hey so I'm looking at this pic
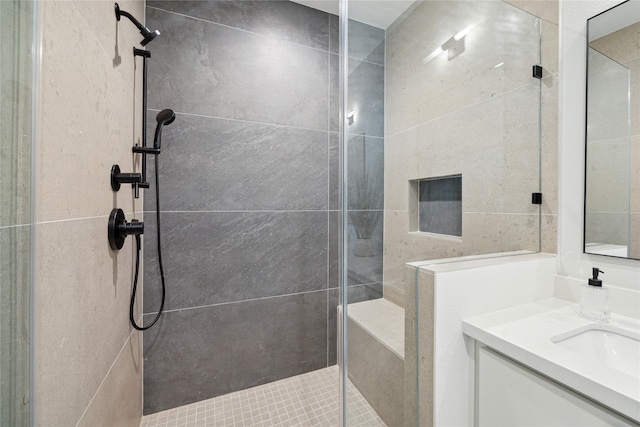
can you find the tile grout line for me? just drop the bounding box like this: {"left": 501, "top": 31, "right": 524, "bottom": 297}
{"left": 0, "top": 223, "right": 31, "bottom": 230}
{"left": 142, "top": 209, "right": 374, "bottom": 214}
{"left": 385, "top": 78, "right": 543, "bottom": 140}
{"left": 146, "top": 108, "right": 330, "bottom": 134}
{"left": 147, "top": 6, "right": 333, "bottom": 56}
{"left": 76, "top": 328, "right": 139, "bottom": 427}
{"left": 148, "top": 6, "right": 384, "bottom": 68}
{"left": 144, "top": 282, "right": 380, "bottom": 317}
{"left": 144, "top": 288, "right": 330, "bottom": 317}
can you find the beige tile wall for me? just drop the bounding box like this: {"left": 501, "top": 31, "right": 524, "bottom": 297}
{"left": 403, "top": 267, "right": 434, "bottom": 427}
{"left": 384, "top": 0, "right": 560, "bottom": 306}
{"left": 35, "top": 1, "right": 144, "bottom": 425}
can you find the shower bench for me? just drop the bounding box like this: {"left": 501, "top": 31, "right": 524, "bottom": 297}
{"left": 347, "top": 298, "right": 404, "bottom": 426}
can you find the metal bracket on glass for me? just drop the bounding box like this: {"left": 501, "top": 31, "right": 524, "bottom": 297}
{"left": 532, "top": 192, "right": 542, "bottom": 205}
{"left": 532, "top": 65, "right": 543, "bottom": 79}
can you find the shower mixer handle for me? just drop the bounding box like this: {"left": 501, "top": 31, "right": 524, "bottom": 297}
{"left": 108, "top": 208, "right": 144, "bottom": 250}
{"left": 133, "top": 182, "right": 150, "bottom": 198}
{"left": 110, "top": 164, "right": 147, "bottom": 198}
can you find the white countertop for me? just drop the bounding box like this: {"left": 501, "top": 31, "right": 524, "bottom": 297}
{"left": 463, "top": 298, "right": 640, "bottom": 422}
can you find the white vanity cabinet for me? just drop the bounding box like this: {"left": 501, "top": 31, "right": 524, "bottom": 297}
{"left": 476, "top": 346, "right": 638, "bottom": 427}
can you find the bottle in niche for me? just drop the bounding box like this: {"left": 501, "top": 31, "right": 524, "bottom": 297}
{"left": 579, "top": 267, "right": 610, "bottom": 321}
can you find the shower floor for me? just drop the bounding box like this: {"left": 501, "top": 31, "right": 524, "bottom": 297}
{"left": 139, "top": 365, "right": 386, "bottom": 427}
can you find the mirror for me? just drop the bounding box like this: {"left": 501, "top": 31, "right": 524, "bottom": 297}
{"left": 584, "top": 0, "right": 640, "bottom": 260}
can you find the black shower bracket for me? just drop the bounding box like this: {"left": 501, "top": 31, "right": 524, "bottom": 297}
{"left": 532, "top": 192, "right": 542, "bottom": 205}
{"left": 532, "top": 65, "right": 543, "bottom": 79}
{"left": 132, "top": 47, "right": 155, "bottom": 188}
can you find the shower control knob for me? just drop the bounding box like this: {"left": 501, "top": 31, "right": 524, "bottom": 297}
{"left": 108, "top": 208, "right": 144, "bottom": 250}
{"left": 111, "top": 164, "right": 144, "bottom": 198}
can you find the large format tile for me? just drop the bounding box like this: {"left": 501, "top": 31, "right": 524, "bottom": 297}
{"left": 407, "top": 82, "right": 540, "bottom": 216}
{"left": 503, "top": 0, "right": 559, "bottom": 24}
{"left": 584, "top": 212, "right": 630, "bottom": 247}
{"left": 330, "top": 53, "right": 340, "bottom": 133}
{"left": 329, "top": 14, "right": 339, "bottom": 55}
{"left": 346, "top": 214, "right": 383, "bottom": 285}
{"left": 76, "top": 332, "right": 142, "bottom": 427}
{"left": 144, "top": 113, "right": 329, "bottom": 211}
{"left": 143, "top": 211, "right": 328, "bottom": 312}
{"left": 385, "top": 1, "right": 540, "bottom": 135}
{"left": 347, "top": 59, "right": 384, "bottom": 138}
{"left": 329, "top": 132, "right": 340, "bottom": 211}
{"left": 146, "top": 8, "right": 329, "bottom": 131}
{"left": 329, "top": 211, "right": 340, "bottom": 290}
{"left": 348, "top": 19, "right": 385, "bottom": 65}
{"left": 347, "top": 135, "right": 384, "bottom": 211}
{"left": 328, "top": 16, "right": 384, "bottom": 64}
{"left": 142, "top": 291, "right": 328, "bottom": 414}
{"left": 586, "top": 136, "right": 630, "bottom": 213}
{"left": 384, "top": 129, "right": 419, "bottom": 211}
{"left": 147, "top": 0, "right": 330, "bottom": 51}
{"left": 74, "top": 0, "right": 144, "bottom": 93}
{"left": 38, "top": 0, "right": 142, "bottom": 223}
{"left": 386, "top": 0, "right": 448, "bottom": 63}
{"left": 34, "top": 217, "right": 140, "bottom": 426}
{"left": 382, "top": 210, "right": 540, "bottom": 292}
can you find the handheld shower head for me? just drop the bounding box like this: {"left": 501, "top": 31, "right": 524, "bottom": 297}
{"left": 153, "top": 109, "right": 176, "bottom": 150}
{"left": 115, "top": 3, "right": 161, "bottom": 46}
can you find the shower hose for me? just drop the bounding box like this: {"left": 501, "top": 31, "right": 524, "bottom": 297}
{"left": 130, "top": 153, "right": 166, "bottom": 331}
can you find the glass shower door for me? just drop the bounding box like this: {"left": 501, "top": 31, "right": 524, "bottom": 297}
{"left": 340, "top": 0, "right": 544, "bottom": 425}
{"left": 0, "top": 0, "right": 36, "bottom": 425}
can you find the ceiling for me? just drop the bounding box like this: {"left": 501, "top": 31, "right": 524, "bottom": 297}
{"left": 290, "top": 0, "right": 416, "bottom": 29}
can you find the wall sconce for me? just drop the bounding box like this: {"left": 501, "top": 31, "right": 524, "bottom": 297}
{"left": 347, "top": 110, "right": 355, "bottom": 126}
{"left": 422, "top": 23, "right": 477, "bottom": 64}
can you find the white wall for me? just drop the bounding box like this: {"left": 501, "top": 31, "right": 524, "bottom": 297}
{"left": 558, "top": 0, "right": 640, "bottom": 295}
{"left": 427, "top": 254, "right": 557, "bottom": 426}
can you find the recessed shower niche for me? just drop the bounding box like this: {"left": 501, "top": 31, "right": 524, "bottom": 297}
{"left": 410, "top": 175, "right": 462, "bottom": 237}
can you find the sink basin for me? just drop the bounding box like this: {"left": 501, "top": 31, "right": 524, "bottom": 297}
{"left": 552, "top": 326, "right": 640, "bottom": 378}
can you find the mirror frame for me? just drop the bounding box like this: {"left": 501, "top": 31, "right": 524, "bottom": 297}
{"left": 583, "top": 0, "right": 640, "bottom": 261}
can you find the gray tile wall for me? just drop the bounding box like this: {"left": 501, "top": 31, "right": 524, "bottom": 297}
{"left": 143, "top": 1, "right": 384, "bottom": 413}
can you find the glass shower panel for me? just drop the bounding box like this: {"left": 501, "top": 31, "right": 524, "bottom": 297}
{"left": 0, "top": 0, "right": 35, "bottom": 425}
{"left": 341, "top": 0, "right": 542, "bottom": 425}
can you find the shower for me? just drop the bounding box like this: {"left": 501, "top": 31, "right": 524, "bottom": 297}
{"left": 139, "top": 1, "right": 545, "bottom": 423}
{"left": 114, "top": 2, "right": 160, "bottom": 46}
{"left": 153, "top": 109, "right": 176, "bottom": 150}
{"left": 109, "top": 7, "right": 174, "bottom": 332}
{"left": 0, "top": 0, "right": 565, "bottom": 425}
